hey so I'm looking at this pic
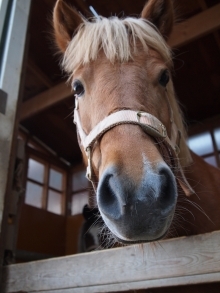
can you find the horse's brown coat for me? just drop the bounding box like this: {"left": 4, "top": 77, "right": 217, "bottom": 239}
{"left": 53, "top": 0, "right": 220, "bottom": 290}
{"left": 53, "top": 0, "right": 220, "bottom": 237}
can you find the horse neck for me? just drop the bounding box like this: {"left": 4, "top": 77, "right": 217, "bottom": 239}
{"left": 177, "top": 151, "right": 220, "bottom": 236}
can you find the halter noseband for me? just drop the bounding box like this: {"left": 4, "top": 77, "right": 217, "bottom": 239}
{"left": 74, "top": 97, "right": 194, "bottom": 196}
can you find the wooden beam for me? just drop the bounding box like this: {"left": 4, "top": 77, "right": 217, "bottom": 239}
{"left": 2, "top": 231, "right": 220, "bottom": 292}
{"left": 196, "top": 0, "right": 220, "bottom": 51}
{"left": 27, "top": 57, "right": 54, "bottom": 88}
{"left": 168, "top": 3, "right": 220, "bottom": 47}
{"left": 20, "top": 82, "right": 72, "bottom": 120}
{"left": 196, "top": 0, "right": 208, "bottom": 10}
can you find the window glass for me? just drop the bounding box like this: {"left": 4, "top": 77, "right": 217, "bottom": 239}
{"left": 71, "top": 191, "right": 88, "bottom": 215}
{"left": 27, "top": 159, "right": 44, "bottom": 183}
{"left": 72, "top": 170, "right": 88, "bottom": 191}
{"left": 204, "top": 156, "right": 217, "bottom": 168}
{"left": 188, "top": 132, "right": 213, "bottom": 156}
{"left": 214, "top": 128, "right": 220, "bottom": 150}
{"left": 47, "top": 190, "right": 62, "bottom": 214}
{"left": 25, "top": 181, "right": 43, "bottom": 208}
{"left": 49, "top": 168, "right": 63, "bottom": 190}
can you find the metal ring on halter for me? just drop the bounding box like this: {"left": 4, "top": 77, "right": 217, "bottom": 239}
{"left": 174, "top": 145, "right": 180, "bottom": 155}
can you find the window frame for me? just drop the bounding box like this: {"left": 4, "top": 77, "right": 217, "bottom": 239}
{"left": 188, "top": 116, "right": 220, "bottom": 168}
{"left": 69, "top": 164, "right": 92, "bottom": 216}
{"left": 24, "top": 146, "right": 69, "bottom": 215}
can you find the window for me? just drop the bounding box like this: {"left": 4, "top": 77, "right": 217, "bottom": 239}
{"left": 214, "top": 128, "right": 220, "bottom": 150}
{"left": 47, "top": 168, "right": 64, "bottom": 214}
{"left": 71, "top": 167, "right": 89, "bottom": 215}
{"left": 25, "top": 156, "right": 66, "bottom": 215}
{"left": 188, "top": 127, "right": 220, "bottom": 168}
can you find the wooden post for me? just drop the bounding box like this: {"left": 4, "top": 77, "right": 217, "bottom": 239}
{"left": 0, "top": 0, "right": 31, "bottom": 282}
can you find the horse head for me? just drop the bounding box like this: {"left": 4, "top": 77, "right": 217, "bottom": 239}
{"left": 53, "top": 0, "right": 194, "bottom": 244}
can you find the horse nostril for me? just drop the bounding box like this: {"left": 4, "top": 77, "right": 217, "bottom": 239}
{"left": 97, "top": 172, "right": 121, "bottom": 220}
{"left": 158, "top": 166, "right": 177, "bottom": 210}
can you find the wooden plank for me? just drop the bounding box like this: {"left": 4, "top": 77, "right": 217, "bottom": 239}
{"left": 168, "top": 3, "right": 220, "bottom": 47}
{"left": 20, "top": 82, "right": 72, "bottom": 120}
{"left": 2, "top": 231, "right": 220, "bottom": 293}
{"left": 196, "top": 0, "right": 220, "bottom": 51}
{"left": 23, "top": 273, "right": 220, "bottom": 293}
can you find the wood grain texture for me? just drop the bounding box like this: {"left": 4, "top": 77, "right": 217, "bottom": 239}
{"left": 2, "top": 231, "right": 220, "bottom": 293}
{"left": 168, "top": 3, "right": 220, "bottom": 47}
{"left": 0, "top": 0, "right": 31, "bottom": 232}
{"left": 20, "top": 82, "right": 72, "bottom": 120}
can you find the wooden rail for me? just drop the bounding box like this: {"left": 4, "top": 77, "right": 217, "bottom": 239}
{"left": 168, "top": 3, "right": 220, "bottom": 47}
{"left": 20, "top": 81, "right": 72, "bottom": 121}
{"left": 2, "top": 230, "right": 220, "bottom": 292}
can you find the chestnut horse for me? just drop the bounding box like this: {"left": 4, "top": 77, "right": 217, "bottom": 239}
{"left": 53, "top": 0, "right": 220, "bottom": 247}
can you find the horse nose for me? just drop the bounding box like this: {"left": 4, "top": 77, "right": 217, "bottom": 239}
{"left": 98, "top": 165, "right": 176, "bottom": 217}
{"left": 97, "top": 164, "right": 177, "bottom": 241}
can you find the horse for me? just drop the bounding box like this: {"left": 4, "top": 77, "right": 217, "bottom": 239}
{"left": 52, "top": 0, "right": 220, "bottom": 260}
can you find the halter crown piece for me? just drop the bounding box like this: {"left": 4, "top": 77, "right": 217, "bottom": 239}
{"left": 74, "top": 97, "right": 194, "bottom": 196}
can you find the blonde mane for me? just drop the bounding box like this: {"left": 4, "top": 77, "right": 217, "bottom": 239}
{"left": 62, "top": 17, "right": 172, "bottom": 74}
{"left": 62, "top": 16, "right": 191, "bottom": 167}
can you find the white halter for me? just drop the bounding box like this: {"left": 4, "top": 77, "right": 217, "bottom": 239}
{"left": 74, "top": 97, "right": 194, "bottom": 196}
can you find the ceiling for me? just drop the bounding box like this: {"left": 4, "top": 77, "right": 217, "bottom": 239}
{"left": 20, "top": 0, "right": 220, "bottom": 165}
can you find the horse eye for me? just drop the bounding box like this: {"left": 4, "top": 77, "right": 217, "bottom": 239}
{"left": 159, "top": 70, "right": 170, "bottom": 87}
{"left": 72, "top": 80, "right": 85, "bottom": 97}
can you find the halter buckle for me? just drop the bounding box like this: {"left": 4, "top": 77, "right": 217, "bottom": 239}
{"left": 137, "top": 111, "right": 146, "bottom": 123}
{"left": 137, "top": 111, "right": 167, "bottom": 138}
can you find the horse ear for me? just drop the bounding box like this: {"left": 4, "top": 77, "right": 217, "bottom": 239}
{"left": 141, "top": 0, "right": 174, "bottom": 40}
{"left": 53, "top": 0, "right": 83, "bottom": 52}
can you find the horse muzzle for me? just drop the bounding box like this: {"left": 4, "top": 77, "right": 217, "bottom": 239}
{"left": 73, "top": 106, "right": 194, "bottom": 243}
{"left": 97, "top": 162, "right": 177, "bottom": 243}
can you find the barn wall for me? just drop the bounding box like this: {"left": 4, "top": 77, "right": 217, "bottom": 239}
{"left": 65, "top": 215, "right": 84, "bottom": 255}
{"left": 16, "top": 205, "right": 66, "bottom": 257}
{"left": 16, "top": 205, "right": 85, "bottom": 259}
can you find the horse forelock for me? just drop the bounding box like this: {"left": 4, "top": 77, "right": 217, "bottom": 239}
{"left": 62, "top": 16, "right": 191, "bottom": 168}
{"left": 62, "top": 16, "right": 172, "bottom": 76}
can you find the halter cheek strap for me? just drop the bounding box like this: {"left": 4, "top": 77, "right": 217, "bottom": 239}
{"left": 74, "top": 97, "right": 194, "bottom": 196}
